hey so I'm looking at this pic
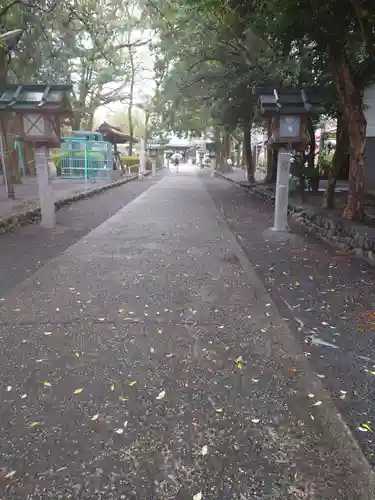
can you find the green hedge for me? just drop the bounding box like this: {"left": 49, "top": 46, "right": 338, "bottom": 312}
{"left": 120, "top": 155, "right": 140, "bottom": 166}
{"left": 120, "top": 155, "right": 151, "bottom": 171}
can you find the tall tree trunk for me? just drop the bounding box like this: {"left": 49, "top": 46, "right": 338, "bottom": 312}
{"left": 127, "top": 46, "right": 135, "bottom": 156}
{"left": 329, "top": 49, "right": 366, "bottom": 220}
{"left": 0, "top": 49, "right": 20, "bottom": 189}
{"left": 23, "top": 142, "right": 36, "bottom": 175}
{"left": 72, "top": 111, "right": 82, "bottom": 130}
{"left": 323, "top": 113, "right": 348, "bottom": 209}
{"left": 213, "top": 127, "right": 220, "bottom": 169}
{"left": 307, "top": 118, "right": 319, "bottom": 192}
{"left": 265, "top": 121, "right": 277, "bottom": 183}
{"left": 86, "top": 113, "right": 94, "bottom": 131}
{"left": 223, "top": 130, "right": 231, "bottom": 158}
{"left": 243, "top": 120, "right": 254, "bottom": 182}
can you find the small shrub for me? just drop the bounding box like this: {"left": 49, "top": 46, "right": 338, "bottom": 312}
{"left": 120, "top": 155, "right": 140, "bottom": 166}
{"left": 120, "top": 155, "right": 151, "bottom": 171}
{"left": 318, "top": 150, "right": 333, "bottom": 178}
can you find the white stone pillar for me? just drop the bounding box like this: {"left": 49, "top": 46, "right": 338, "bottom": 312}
{"left": 272, "top": 148, "right": 291, "bottom": 232}
{"left": 151, "top": 157, "right": 156, "bottom": 176}
{"left": 139, "top": 138, "right": 146, "bottom": 179}
{"left": 36, "top": 147, "right": 56, "bottom": 229}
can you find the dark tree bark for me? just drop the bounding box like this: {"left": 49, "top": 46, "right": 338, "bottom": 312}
{"left": 265, "top": 149, "right": 277, "bottom": 183}
{"left": 307, "top": 119, "right": 319, "bottom": 192}
{"left": 330, "top": 49, "right": 367, "bottom": 220}
{"left": 323, "top": 113, "right": 349, "bottom": 209}
{"left": 243, "top": 120, "right": 254, "bottom": 182}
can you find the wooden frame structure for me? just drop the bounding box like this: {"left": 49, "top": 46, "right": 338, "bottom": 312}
{"left": 0, "top": 84, "right": 72, "bottom": 147}
{"left": 96, "top": 121, "right": 138, "bottom": 171}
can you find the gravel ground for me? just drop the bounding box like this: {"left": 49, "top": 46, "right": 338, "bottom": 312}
{"left": 0, "top": 168, "right": 373, "bottom": 498}
{"left": 0, "top": 171, "right": 165, "bottom": 298}
{"left": 203, "top": 171, "right": 375, "bottom": 467}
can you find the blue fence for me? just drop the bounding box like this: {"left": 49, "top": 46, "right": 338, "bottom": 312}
{"left": 60, "top": 136, "right": 113, "bottom": 180}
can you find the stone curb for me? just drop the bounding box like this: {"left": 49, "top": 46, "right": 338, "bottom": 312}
{"left": 213, "top": 170, "right": 375, "bottom": 265}
{"left": 0, "top": 169, "right": 160, "bottom": 235}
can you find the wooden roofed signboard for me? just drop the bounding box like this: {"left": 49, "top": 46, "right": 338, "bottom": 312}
{"left": 253, "top": 87, "right": 324, "bottom": 149}
{"left": 0, "top": 84, "right": 73, "bottom": 147}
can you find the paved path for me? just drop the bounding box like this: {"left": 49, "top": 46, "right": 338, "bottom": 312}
{"left": 0, "top": 171, "right": 164, "bottom": 298}
{"left": 0, "top": 165, "right": 373, "bottom": 499}
{"left": 0, "top": 177, "right": 119, "bottom": 220}
{"left": 204, "top": 172, "right": 375, "bottom": 466}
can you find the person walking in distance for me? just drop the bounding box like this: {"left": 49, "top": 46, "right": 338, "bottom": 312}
{"left": 170, "top": 152, "right": 182, "bottom": 172}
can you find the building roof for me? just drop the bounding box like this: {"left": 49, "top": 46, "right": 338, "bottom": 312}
{"left": 96, "top": 121, "right": 138, "bottom": 144}
{"left": 254, "top": 87, "right": 324, "bottom": 118}
{"left": 0, "top": 84, "right": 72, "bottom": 113}
{"left": 166, "top": 137, "right": 193, "bottom": 149}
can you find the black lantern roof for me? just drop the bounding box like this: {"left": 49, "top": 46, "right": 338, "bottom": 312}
{"left": 0, "top": 84, "right": 73, "bottom": 113}
{"left": 253, "top": 87, "right": 324, "bottom": 119}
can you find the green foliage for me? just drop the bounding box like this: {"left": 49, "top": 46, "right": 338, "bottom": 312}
{"left": 146, "top": 0, "right": 304, "bottom": 137}
{"left": 2, "top": 0, "right": 150, "bottom": 129}
{"left": 120, "top": 156, "right": 152, "bottom": 171}
{"left": 318, "top": 150, "right": 334, "bottom": 177}
{"left": 120, "top": 155, "right": 140, "bottom": 166}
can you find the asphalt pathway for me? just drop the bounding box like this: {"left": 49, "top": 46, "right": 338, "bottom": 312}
{"left": 203, "top": 170, "right": 375, "bottom": 469}
{"left": 0, "top": 171, "right": 165, "bottom": 298}
{"left": 0, "top": 165, "right": 373, "bottom": 499}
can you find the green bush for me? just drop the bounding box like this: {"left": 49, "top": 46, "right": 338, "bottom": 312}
{"left": 120, "top": 155, "right": 152, "bottom": 171}
{"left": 120, "top": 155, "right": 140, "bottom": 166}
{"left": 318, "top": 150, "right": 333, "bottom": 177}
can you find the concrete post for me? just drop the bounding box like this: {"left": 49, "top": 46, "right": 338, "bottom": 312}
{"left": 139, "top": 138, "right": 146, "bottom": 179}
{"left": 36, "top": 147, "right": 56, "bottom": 229}
{"left": 151, "top": 157, "right": 156, "bottom": 176}
{"left": 272, "top": 147, "right": 291, "bottom": 232}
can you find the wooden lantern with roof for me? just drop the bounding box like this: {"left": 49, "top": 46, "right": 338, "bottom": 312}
{"left": 254, "top": 88, "right": 324, "bottom": 150}
{"left": 0, "top": 84, "right": 73, "bottom": 148}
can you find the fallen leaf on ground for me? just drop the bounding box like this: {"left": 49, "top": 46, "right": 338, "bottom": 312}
{"left": 156, "top": 390, "right": 166, "bottom": 400}
{"left": 119, "top": 396, "right": 128, "bottom": 402}
{"left": 358, "top": 423, "right": 372, "bottom": 432}
{"left": 115, "top": 428, "right": 124, "bottom": 435}
{"left": 43, "top": 381, "right": 52, "bottom": 388}
{"left": 73, "top": 388, "right": 84, "bottom": 394}
{"left": 4, "top": 470, "right": 16, "bottom": 479}
{"left": 193, "top": 492, "right": 202, "bottom": 500}
{"left": 288, "top": 367, "right": 297, "bottom": 372}
{"left": 90, "top": 414, "right": 99, "bottom": 421}
{"left": 128, "top": 381, "right": 137, "bottom": 387}
{"left": 235, "top": 356, "right": 244, "bottom": 370}
{"left": 312, "top": 401, "right": 322, "bottom": 406}
{"left": 201, "top": 445, "right": 208, "bottom": 456}
{"left": 29, "top": 421, "right": 43, "bottom": 428}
